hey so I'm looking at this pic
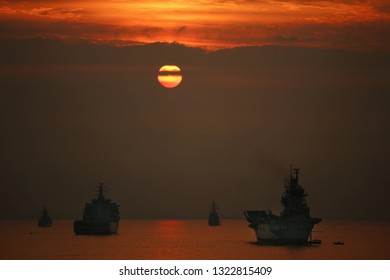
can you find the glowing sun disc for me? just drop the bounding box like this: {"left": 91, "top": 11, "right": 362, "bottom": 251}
{"left": 158, "top": 65, "right": 182, "bottom": 88}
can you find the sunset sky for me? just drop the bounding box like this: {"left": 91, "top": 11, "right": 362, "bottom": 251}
{"left": 1, "top": 0, "right": 389, "bottom": 50}
{"left": 0, "top": 1, "right": 389, "bottom": 220}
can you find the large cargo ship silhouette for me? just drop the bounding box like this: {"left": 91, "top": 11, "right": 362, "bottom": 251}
{"left": 74, "top": 183, "right": 120, "bottom": 235}
{"left": 244, "top": 166, "right": 321, "bottom": 245}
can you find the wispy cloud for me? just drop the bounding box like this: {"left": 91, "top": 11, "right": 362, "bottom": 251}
{"left": 0, "top": 0, "right": 389, "bottom": 50}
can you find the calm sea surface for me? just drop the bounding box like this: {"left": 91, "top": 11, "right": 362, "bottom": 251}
{"left": 0, "top": 219, "right": 389, "bottom": 260}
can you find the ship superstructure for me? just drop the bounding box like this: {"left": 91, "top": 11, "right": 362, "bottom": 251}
{"left": 244, "top": 167, "right": 321, "bottom": 245}
{"left": 74, "top": 183, "right": 120, "bottom": 235}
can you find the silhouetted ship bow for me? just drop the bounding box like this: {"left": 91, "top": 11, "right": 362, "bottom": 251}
{"left": 244, "top": 167, "right": 321, "bottom": 245}
{"left": 74, "top": 183, "right": 120, "bottom": 235}
{"left": 38, "top": 207, "right": 52, "bottom": 227}
{"left": 208, "top": 200, "right": 221, "bottom": 226}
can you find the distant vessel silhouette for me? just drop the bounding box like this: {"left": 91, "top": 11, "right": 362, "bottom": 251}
{"left": 244, "top": 166, "right": 321, "bottom": 245}
{"left": 38, "top": 207, "right": 52, "bottom": 227}
{"left": 74, "top": 183, "right": 120, "bottom": 235}
{"left": 208, "top": 200, "right": 221, "bottom": 226}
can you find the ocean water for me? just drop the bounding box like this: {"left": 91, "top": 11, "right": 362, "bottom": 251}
{"left": 0, "top": 219, "right": 389, "bottom": 260}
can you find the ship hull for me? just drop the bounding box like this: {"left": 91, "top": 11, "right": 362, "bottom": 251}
{"left": 73, "top": 220, "right": 118, "bottom": 235}
{"left": 38, "top": 222, "right": 52, "bottom": 227}
{"left": 38, "top": 218, "right": 52, "bottom": 227}
{"left": 208, "top": 221, "right": 220, "bottom": 226}
{"left": 254, "top": 221, "right": 316, "bottom": 245}
{"left": 208, "top": 213, "right": 221, "bottom": 226}
{"left": 245, "top": 211, "right": 321, "bottom": 245}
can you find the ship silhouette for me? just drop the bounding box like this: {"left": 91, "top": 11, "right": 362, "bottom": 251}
{"left": 244, "top": 166, "right": 321, "bottom": 245}
{"left": 208, "top": 200, "right": 221, "bottom": 226}
{"left": 74, "top": 183, "right": 120, "bottom": 235}
{"left": 38, "top": 206, "right": 52, "bottom": 227}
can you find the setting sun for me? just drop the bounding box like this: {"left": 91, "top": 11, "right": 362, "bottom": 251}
{"left": 157, "top": 65, "right": 182, "bottom": 89}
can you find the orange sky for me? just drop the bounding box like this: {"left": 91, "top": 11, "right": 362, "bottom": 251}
{"left": 0, "top": 0, "right": 389, "bottom": 49}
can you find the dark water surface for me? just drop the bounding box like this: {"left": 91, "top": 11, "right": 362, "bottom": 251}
{"left": 0, "top": 220, "right": 389, "bottom": 260}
